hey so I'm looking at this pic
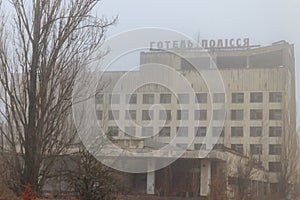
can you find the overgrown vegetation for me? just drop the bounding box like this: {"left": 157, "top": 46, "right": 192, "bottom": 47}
{"left": 0, "top": 0, "right": 116, "bottom": 195}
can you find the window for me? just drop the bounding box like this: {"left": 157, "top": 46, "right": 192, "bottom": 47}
{"left": 124, "top": 127, "right": 136, "bottom": 137}
{"left": 232, "top": 93, "right": 244, "bottom": 103}
{"left": 213, "top": 109, "right": 225, "bottom": 120}
{"left": 250, "top": 127, "right": 262, "bottom": 137}
{"left": 96, "top": 110, "right": 103, "bottom": 120}
{"left": 195, "top": 127, "right": 206, "bottom": 137}
{"left": 159, "top": 127, "right": 171, "bottom": 137}
{"left": 176, "top": 143, "right": 188, "bottom": 149}
{"left": 159, "top": 110, "right": 171, "bottom": 121}
{"left": 195, "top": 143, "right": 206, "bottom": 150}
{"left": 213, "top": 144, "right": 224, "bottom": 150}
{"left": 107, "top": 126, "right": 119, "bottom": 137}
{"left": 269, "top": 109, "right": 282, "bottom": 120}
{"left": 143, "top": 94, "right": 154, "bottom": 104}
{"left": 181, "top": 57, "right": 211, "bottom": 70}
{"left": 177, "top": 93, "right": 189, "bottom": 104}
{"left": 269, "top": 92, "right": 282, "bottom": 103}
{"left": 177, "top": 110, "right": 189, "bottom": 120}
{"left": 95, "top": 94, "right": 104, "bottom": 104}
{"left": 250, "top": 109, "right": 263, "bottom": 120}
{"left": 142, "top": 127, "right": 153, "bottom": 137}
{"left": 250, "top": 92, "right": 263, "bottom": 103}
{"left": 126, "top": 94, "right": 137, "bottom": 104}
{"left": 250, "top": 50, "right": 283, "bottom": 68}
{"left": 125, "top": 110, "right": 136, "bottom": 120}
{"left": 250, "top": 144, "right": 262, "bottom": 155}
{"left": 269, "top": 127, "right": 282, "bottom": 137}
{"left": 270, "top": 183, "right": 279, "bottom": 193}
{"left": 195, "top": 93, "right": 207, "bottom": 103}
{"left": 160, "top": 94, "right": 171, "bottom": 104}
{"left": 269, "top": 162, "right": 281, "bottom": 172}
{"left": 108, "top": 110, "right": 119, "bottom": 120}
{"left": 142, "top": 110, "right": 153, "bottom": 121}
{"left": 176, "top": 127, "right": 188, "bottom": 137}
{"left": 269, "top": 144, "right": 281, "bottom": 155}
{"left": 231, "top": 144, "right": 243, "bottom": 154}
{"left": 217, "top": 56, "right": 247, "bottom": 68}
{"left": 231, "top": 127, "right": 243, "bottom": 137}
{"left": 109, "top": 94, "right": 120, "bottom": 104}
{"left": 213, "top": 93, "right": 225, "bottom": 103}
{"left": 194, "top": 110, "right": 207, "bottom": 121}
{"left": 212, "top": 127, "right": 225, "bottom": 137}
{"left": 231, "top": 110, "right": 243, "bottom": 120}
{"left": 263, "top": 182, "right": 268, "bottom": 196}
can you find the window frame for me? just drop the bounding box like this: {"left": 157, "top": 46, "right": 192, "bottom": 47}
{"left": 195, "top": 93, "right": 208, "bottom": 104}
{"left": 231, "top": 127, "right": 243, "bottom": 137}
{"left": 195, "top": 127, "right": 207, "bottom": 137}
{"left": 143, "top": 94, "right": 155, "bottom": 104}
{"left": 232, "top": 93, "right": 244, "bottom": 103}
{"left": 124, "top": 126, "right": 136, "bottom": 137}
{"left": 269, "top": 162, "right": 281, "bottom": 172}
{"left": 250, "top": 144, "right": 262, "bottom": 155}
{"left": 250, "top": 127, "right": 263, "bottom": 137}
{"left": 159, "top": 110, "right": 172, "bottom": 121}
{"left": 269, "top": 109, "right": 282, "bottom": 120}
{"left": 213, "top": 93, "right": 225, "bottom": 103}
{"left": 125, "top": 110, "right": 137, "bottom": 120}
{"left": 177, "top": 93, "right": 190, "bottom": 104}
{"left": 195, "top": 143, "right": 206, "bottom": 150}
{"left": 107, "top": 126, "right": 119, "bottom": 137}
{"left": 108, "top": 110, "right": 119, "bottom": 120}
{"left": 231, "top": 144, "right": 244, "bottom": 154}
{"left": 176, "top": 126, "right": 189, "bottom": 137}
{"left": 126, "top": 94, "right": 137, "bottom": 104}
{"left": 194, "top": 110, "right": 207, "bottom": 121}
{"left": 269, "top": 127, "right": 282, "bottom": 137}
{"left": 250, "top": 109, "right": 263, "bottom": 120}
{"left": 231, "top": 109, "right": 244, "bottom": 120}
{"left": 159, "top": 127, "right": 171, "bottom": 137}
{"left": 160, "top": 93, "right": 172, "bottom": 104}
{"left": 177, "top": 109, "right": 189, "bottom": 120}
{"left": 141, "top": 127, "right": 153, "bottom": 137}
{"left": 250, "top": 92, "right": 263, "bottom": 103}
{"left": 269, "top": 144, "right": 282, "bottom": 155}
{"left": 269, "top": 92, "right": 282, "bottom": 103}
{"left": 142, "top": 110, "right": 153, "bottom": 121}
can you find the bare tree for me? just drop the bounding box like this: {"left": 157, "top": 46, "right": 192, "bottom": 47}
{"left": 227, "top": 153, "right": 267, "bottom": 200}
{"left": 269, "top": 74, "right": 298, "bottom": 199}
{"left": 209, "top": 168, "right": 227, "bottom": 200}
{"left": 0, "top": 0, "right": 116, "bottom": 194}
{"left": 64, "top": 144, "right": 120, "bottom": 200}
{"left": 276, "top": 100, "right": 299, "bottom": 199}
{"left": 235, "top": 157, "right": 256, "bottom": 200}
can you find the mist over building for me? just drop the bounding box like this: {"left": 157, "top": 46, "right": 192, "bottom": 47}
{"left": 94, "top": 40, "right": 297, "bottom": 199}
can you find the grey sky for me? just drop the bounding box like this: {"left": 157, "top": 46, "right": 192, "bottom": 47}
{"left": 2, "top": 0, "right": 300, "bottom": 124}
{"left": 97, "top": 0, "right": 300, "bottom": 125}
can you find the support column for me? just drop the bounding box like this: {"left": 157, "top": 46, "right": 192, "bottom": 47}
{"left": 147, "top": 171, "right": 155, "bottom": 194}
{"left": 146, "top": 159, "right": 155, "bottom": 194}
{"left": 200, "top": 159, "right": 211, "bottom": 196}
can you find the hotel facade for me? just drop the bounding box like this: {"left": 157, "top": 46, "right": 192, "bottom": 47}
{"left": 95, "top": 40, "right": 297, "bottom": 199}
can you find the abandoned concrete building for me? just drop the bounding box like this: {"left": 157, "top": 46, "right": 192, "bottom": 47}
{"left": 92, "top": 40, "right": 296, "bottom": 199}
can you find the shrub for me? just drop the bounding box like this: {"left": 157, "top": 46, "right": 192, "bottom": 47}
{"left": 21, "top": 184, "right": 36, "bottom": 200}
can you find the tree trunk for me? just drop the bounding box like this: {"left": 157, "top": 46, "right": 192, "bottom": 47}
{"left": 23, "top": 0, "right": 41, "bottom": 191}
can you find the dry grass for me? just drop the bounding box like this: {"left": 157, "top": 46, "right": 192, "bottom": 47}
{"left": 0, "top": 182, "right": 19, "bottom": 200}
